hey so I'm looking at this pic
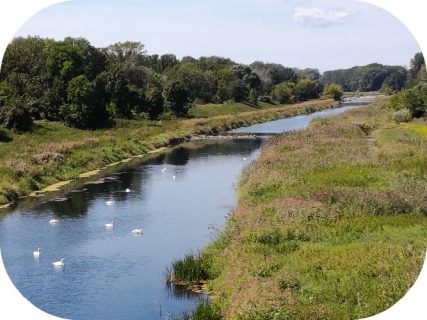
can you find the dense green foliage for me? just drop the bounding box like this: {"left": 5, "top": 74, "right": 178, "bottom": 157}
{"left": 320, "top": 63, "right": 408, "bottom": 92}
{"left": 389, "top": 84, "right": 427, "bottom": 118}
{"left": 1, "top": 37, "right": 420, "bottom": 132}
{"left": 196, "top": 98, "right": 427, "bottom": 319}
{"left": 0, "top": 37, "right": 328, "bottom": 131}
{"left": 0, "top": 37, "right": 367, "bottom": 132}
{"left": 323, "top": 83, "right": 344, "bottom": 101}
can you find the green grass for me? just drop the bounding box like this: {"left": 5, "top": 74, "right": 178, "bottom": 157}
{"left": 188, "top": 101, "right": 283, "bottom": 118}
{"left": 198, "top": 97, "right": 427, "bottom": 319}
{"left": 0, "top": 99, "right": 337, "bottom": 206}
{"left": 169, "top": 253, "right": 212, "bottom": 283}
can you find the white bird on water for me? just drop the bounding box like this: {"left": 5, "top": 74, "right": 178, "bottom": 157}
{"left": 105, "top": 221, "right": 114, "bottom": 228}
{"left": 52, "top": 258, "right": 65, "bottom": 267}
{"left": 125, "top": 188, "right": 131, "bottom": 193}
{"left": 172, "top": 175, "right": 176, "bottom": 180}
{"left": 33, "top": 248, "right": 41, "bottom": 257}
{"left": 161, "top": 167, "right": 166, "bottom": 173}
{"left": 131, "top": 228, "right": 143, "bottom": 235}
{"left": 49, "top": 219, "right": 59, "bottom": 225}
{"left": 106, "top": 200, "right": 115, "bottom": 206}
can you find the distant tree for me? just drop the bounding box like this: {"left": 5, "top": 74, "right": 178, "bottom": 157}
{"left": 104, "top": 41, "right": 146, "bottom": 65}
{"left": 105, "top": 66, "right": 132, "bottom": 119}
{"left": 320, "top": 64, "right": 407, "bottom": 92}
{"left": 272, "top": 82, "right": 295, "bottom": 104}
{"left": 163, "top": 80, "right": 190, "bottom": 116}
{"left": 159, "top": 54, "right": 178, "bottom": 71}
{"left": 249, "top": 89, "right": 259, "bottom": 104}
{"left": 323, "top": 83, "right": 343, "bottom": 101}
{"left": 61, "top": 75, "right": 110, "bottom": 129}
{"left": 295, "top": 79, "right": 321, "bottom": 101}
{"left": 410, "top": 52, "right": 425, "bottom": 80}
{"left": 250, "top": 62, "right": 297, "bottom": 94}
{"left": 295, "top": 68, "right": 321, "bottom": 81}
{"left": 229, "top": 79, "right": 248, "bottom": 102}
{"left": 145, "top": 73, "right": 165, "bottom": 119}
{"left": 169, "top": 63, "right": 216, "bottom": 103}
{"left": 216, "top": 69, "right": 237, "bottom": 102}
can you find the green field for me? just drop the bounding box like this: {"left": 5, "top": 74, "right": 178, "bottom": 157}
{"left": 171, "top": 97, "right": 427, "bottom": 319}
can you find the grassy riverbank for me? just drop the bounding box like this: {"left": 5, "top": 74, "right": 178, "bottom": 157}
{"left": 0, "top": 99, "right": 337, "bottom": 207}
{"left": 171, "top": 97, "right": 427, "bottom": 319}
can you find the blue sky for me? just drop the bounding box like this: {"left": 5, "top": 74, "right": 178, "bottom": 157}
{"left": 14, "top": 0, "right": 421, "bottom": 71}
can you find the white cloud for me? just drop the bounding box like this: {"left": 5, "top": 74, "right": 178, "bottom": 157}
{"left": 293, "top": 7, "right": 352, "bottom": 27}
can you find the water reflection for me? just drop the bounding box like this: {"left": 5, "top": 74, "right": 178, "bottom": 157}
{"left": 0, "top": 138, "right": 263, "bottom": 320}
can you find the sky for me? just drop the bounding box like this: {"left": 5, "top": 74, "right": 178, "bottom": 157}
{"left": 14, "top": 0, "right": 421, "bottom": 72}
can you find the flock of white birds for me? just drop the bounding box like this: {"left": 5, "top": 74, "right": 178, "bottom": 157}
{"left": 34, "top": 186, "right": 146, "bottom": 268}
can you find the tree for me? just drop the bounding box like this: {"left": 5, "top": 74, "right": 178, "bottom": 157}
{"left": 61, "top": 75, "right": 110, "bottom": 129}
{"left": 323, "top": 83, "right": 343, "bottom": 101}
{"left": 404, "top": 88, "right": 426, "bottom": 118}
{"left": 145, "top": 72, "right": 165, "bottom": 119}
{"left": 294, "top": 79, "right": 321, "bottom": 101}
{"left": 410, "top": 52, "right": 425, "bottom": 80}
{"left": 249, "top": 89, "right": 258, "bottom": 104}
{"left": 272, "top": 82, "right": 295, "bottom": 104}
{"left": 320, "top": 64, "right": 408, "bottom": 92}
{"left": 163, "top": 80, "right": 190, "bottom": 116}
{"left": 104, "top": 41, "right": 146, "bottom": 65}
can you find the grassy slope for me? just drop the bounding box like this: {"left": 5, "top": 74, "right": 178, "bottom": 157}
{"left": 0, "top": 99, "right": 337, "bottom": 206}
{"left": 200, "top": 97, "right": 427, "bottom": 319}
{"left": 189, "top": 101, "right": 283, "bottom": 118}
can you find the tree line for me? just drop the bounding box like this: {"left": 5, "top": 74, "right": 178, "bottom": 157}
{"left": 319, "top": 57, "right": 424, "bottom": 93}
{"left": 0, "top": 36, "right": 422, "bottom": 132}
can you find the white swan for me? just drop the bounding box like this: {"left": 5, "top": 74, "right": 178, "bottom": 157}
{"left": 49, "top": 219, "right": 59, "bottom": 225}
{"left": 105, "top": 221, "right": 114, "bottom": 228}
{"left": 131, "top": 228, "right": 143, "bottom": 235}
{"left": 106, "top": 200, "right": 115, "bottom": 206}
{"left": 52, "top": 258, "right": 65, "bottom": 267}
{"left": 125, "top": 188, "right": 131, "bottom": 193}
{"left": 243, "top": 157, "right": 247, "bottom": 161}
{"left": 172, "top": 175, "right": 176, "bottom": 180}
{"left": 33, "top": 248, "right": 41, "bottom": 257}
{"left": 161, "top": 167, "right": 166, "bottom": 173}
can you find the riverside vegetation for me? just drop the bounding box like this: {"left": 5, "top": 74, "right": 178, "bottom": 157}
{"left": 168, "top": 96, "right": 427, "bottom": 319}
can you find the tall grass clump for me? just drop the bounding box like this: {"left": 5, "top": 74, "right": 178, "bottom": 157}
{"left": 167, "top": 253, "right": 211, "bottom": 283}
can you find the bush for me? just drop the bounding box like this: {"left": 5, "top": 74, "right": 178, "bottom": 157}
{"left": 0, "top": 104, "right": 33, "bottom": 132}
{"left": 272, "top": 82, "right": 295, "bottom": 104}
{"left": 389, "top": 85, "right": 426, "bottom": 118}
{"left": 391, "top": 109, "right": 412, "bottom": 123}
{"left": 323, "top": 83, "right": 344, "bottom": 101}
{"left": 0, "top": 128, "right": 12, "bottom": 142}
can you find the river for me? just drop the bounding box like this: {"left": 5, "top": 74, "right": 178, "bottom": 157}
{"left": 0, "top": 98, "right": 371, "bottom": 319}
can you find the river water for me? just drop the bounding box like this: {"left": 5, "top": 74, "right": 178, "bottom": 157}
{"left": 0, "top": 99, "right": 370, "bottom": 319}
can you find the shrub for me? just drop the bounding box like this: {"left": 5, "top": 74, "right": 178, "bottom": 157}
{"left": 323, "top": 83, "right": 344, "bottom": 101}
{"left": 391, "top": 109, "right": 412, "bottom": 123}
{"left": 0, "top": 104, "right": 33, "bottom": 132}
{"left": 272, "top": 82, "right": 295, "bottom": 104}
{"left": 0, "top": 128, "right": 12, "bottom": 142}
